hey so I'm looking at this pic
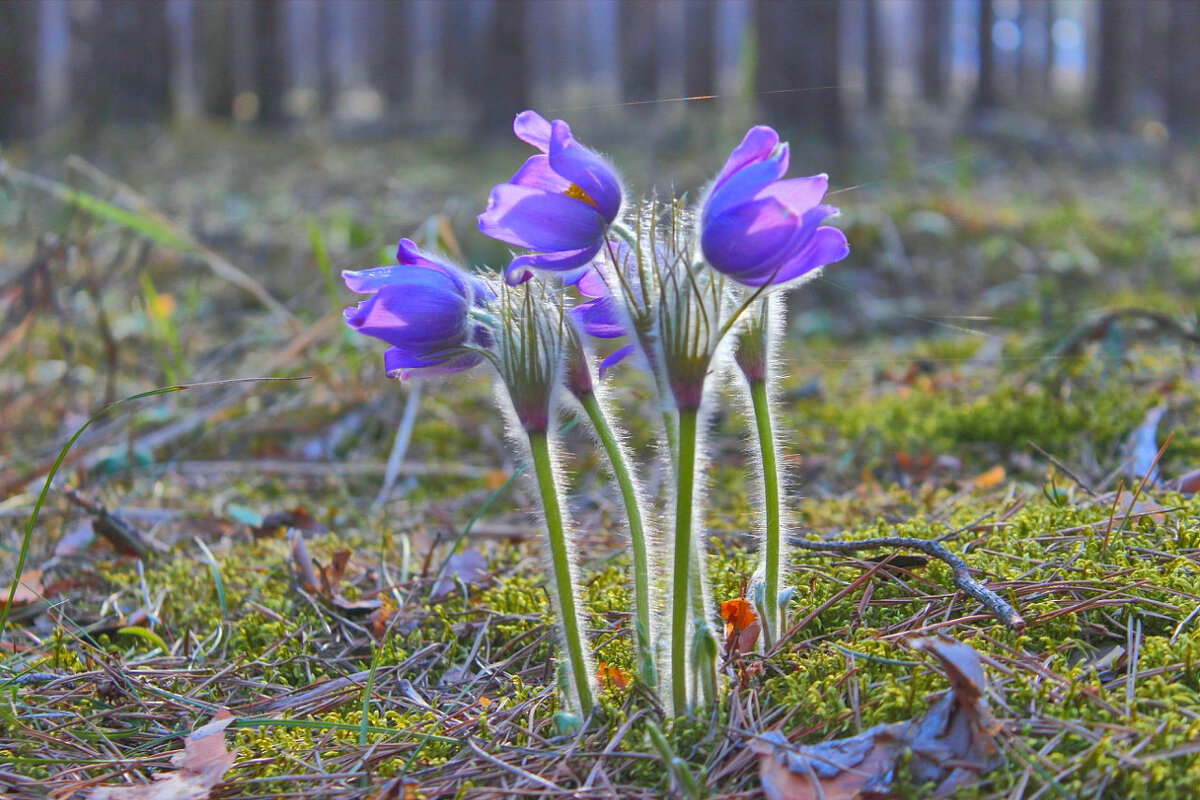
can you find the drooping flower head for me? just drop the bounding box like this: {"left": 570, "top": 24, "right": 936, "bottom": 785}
{"left": 343, "top": 239, "right": 494, "bottom": 379}
{"left": 700, "top": 126, "right": 849, "bottom": 288}
{"left": 478, "top": 111, "right": 622, "bottom": 286}
{"left": 569, "top": 267, "right": 637, "bottom": 378}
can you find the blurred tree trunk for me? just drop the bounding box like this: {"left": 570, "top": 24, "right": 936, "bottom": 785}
{"left": 167, "top": 0, "right": 201, "bottom": 118}
{"left": 1015, "top": 0, "right": 1037, "bottom": 101}
{"left": 1137, "top": 0, "right": 1169, "bottom": 117}
{"left": 480, "top": 0, "right": 528, "bottom": 133}
{"left": 864, "top": 0, "right": 884, "bottom": 112}
{"left": 683, "top": 0, "right": 715, "bottom": 99}
{"left": 251, "top": 0, "right": 287, "bottom": 125}
{"left": 620, "top": 0, "right": 658, "bottom": 103}
{"left": 317, "top": 0, "right": 338, "bottom": 116}
{"left": 440, "top": 0, "right": 472, "bottom": 104}
{"left": 1168, "top": 0, "right": 1200, "bottom": 135}
{"left": 755, "top": 0, "right": 843, "bottom": 140}
{"left": 90, "top": 0, "right": 172, "bottom": 120}
{"left": 1091, "top": 0, "right": 1134, "bottom": 128}
{"left": 1042, "top": 0, "right": 1056, "bottom": 98}
{"left": 918, "top": 0, "right": 948, "bottom": 106}
{"left": 371, "top": 0, "right": 413, "bottom": 112}
{"left": 974, "top": 0, "right": 997, "bottom": 111}
{"left": 199, "top": 0, "right": 234, "bottom": 118}
{"left": 0, "top": 0, "right": 39, "bottom": 139}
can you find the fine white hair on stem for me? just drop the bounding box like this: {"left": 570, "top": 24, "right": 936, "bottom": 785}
{"left": 730, "top": 292, "right": 794, "bottom": 645}
{"left": 561, "top": 340, "right": 665, "bottom": 692}
{"left": 493, "top": 382, "right": 596, "bottom": 711}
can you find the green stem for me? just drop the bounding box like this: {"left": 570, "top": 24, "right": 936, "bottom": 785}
{"left": 671, "top": 406, "right": 699, "bottom": 712}
{"left": 578, "top": 392, "right": 656, "bottom": 688}
{"left": 749, "top": 379, "right": 783, "bottom": 643}
{"left": 527, "top": 431, "right": 594, "bottom": 715}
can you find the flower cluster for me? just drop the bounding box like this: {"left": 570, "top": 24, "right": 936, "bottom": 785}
{"left": 342, "top": 111, "right": 848, "bottom": 717}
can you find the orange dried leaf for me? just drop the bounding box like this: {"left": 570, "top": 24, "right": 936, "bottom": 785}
{"left": 596, "top": 661, "right": 630, "bottom": 690}
{"left": 971, "top": 465, "right": 1006, "bottom": 489}
{"left": 720, "top": 597, "right": 757, "bottom": 631}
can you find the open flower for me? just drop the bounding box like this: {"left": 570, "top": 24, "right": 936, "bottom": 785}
{"left": 343, "top": 239, "right": 493, "bottom": 379}
{"left": 478, "top": 110, "right": 622, "bottom": 285}
{"left": 700, "top": 126, "right": 849, "bottom": 288}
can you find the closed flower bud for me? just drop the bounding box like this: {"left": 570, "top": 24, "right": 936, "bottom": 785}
{"left": 342, "top": 239, "right": 493, "bottom": 379}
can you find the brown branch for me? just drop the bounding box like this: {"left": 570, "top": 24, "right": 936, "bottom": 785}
{"left": 790, "top": 536, "right": 1026, "bottom": 632}
{"left": 1052, "top": 308, "right": 1200, "bottom": 360}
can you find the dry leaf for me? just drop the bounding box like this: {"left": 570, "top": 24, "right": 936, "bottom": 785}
{"left": 971, "top": 464, "right": 1006, "bottom": 489}
{"left": 483, "top": 469, "right": 508, "bottom": 490}
{"left": 253, "top": 506, "right": 326, "bottom": 539}
{"left": 720, "top": 597, "right": 760, "bottom": 656}
{"left": 291, "top": 535, "right": 383, "bottom": 614}
{"left": 371, "top": 775, "right": 421, "bottom": 800}
{"left": 596, "top": 661, "right": 631, "bottom": 690}
{"left": 1, "top": 569, "right": 44, "bottom": 608}
{"left": 750, "top": 637, "right": 1000, "bottom": 800}
{"left": 55, "top": 518, "right": 97, "bottom": 556}
{"left": 1125, "top": 404, "right": 1167, "bottom": 483}
{"left": 88, "top": 709, "right": 236, "bottom": 800}
{"left": 289, "top": 529, "right": 320, "bottom": 591}
{"left": 430, "top": 549, "right": 489, "bottom": 600}
{"left": 1165, "top": 467, "right": 1200, "bottom": 495}
{"left": 367, "top": 596, "right": 397, "bottom": 638}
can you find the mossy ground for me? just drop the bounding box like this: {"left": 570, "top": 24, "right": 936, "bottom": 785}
{"left": 2, "top": 123, "right": 1200, "bottom": 798}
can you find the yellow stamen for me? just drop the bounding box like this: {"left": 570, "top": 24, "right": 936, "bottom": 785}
{"left": 564, "top": 183, "right": 598, "bottom": 208}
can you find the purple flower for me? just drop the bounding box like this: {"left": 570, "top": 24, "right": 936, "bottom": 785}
{"left": 570, "top": 268, "right": 636, "bottom": 375}
{"left": 571, "top": 269, "right": 625, "bottom": 339}
{"left": 343, "top": 239, "right": 493, "bottom": 379}
{"left": 478, "top": 111, "right": 622, "bottom": 286}
{"left": 700, "top": 126, "right": 849, "bottom": 288}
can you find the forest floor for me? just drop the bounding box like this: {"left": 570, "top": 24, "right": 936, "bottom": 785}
{"left": 2, "top": 120, "right": 1200, "bottom": 799}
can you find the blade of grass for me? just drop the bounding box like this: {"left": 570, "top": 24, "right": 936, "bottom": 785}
{"left": 1, "top": 377, "right": 309, "bottom": 636}
{"left": 140, "top": 272, "right": 186, "bottom": 384}
{"left": 308, "top": 217, "right": 343, "bottom": 318}
{"left": 0, "top": 160, "right": 293, "bottom": 317}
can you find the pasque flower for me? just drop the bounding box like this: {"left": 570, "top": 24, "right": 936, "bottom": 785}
{"left": 478, "top": 110, "right": 622, "bottom": 285}
{"left": 570, "top": 268, "right": 636, "bottom": 374}
{"left": 343, "top": 239, "right": 493, "bottom": 379}
{"left": 700, "top": 126, "right": 849, "bottom": 288}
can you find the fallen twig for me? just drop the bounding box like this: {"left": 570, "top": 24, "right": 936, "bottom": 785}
{"left": 63, "top": 487, "right": 155, "bottom": 558}
{"left": 790, "top": 535, "right": 1026, "bottom": 631}
{"left": 1049, "top": 307, "right": 1200, "bottom": 361}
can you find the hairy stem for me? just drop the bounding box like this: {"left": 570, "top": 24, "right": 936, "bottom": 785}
{"left": 527, "top": 430, "right": 594, "bottom": 715}
{"left": 671, "top": 406, "right": 699, "bottom": 712}
{"left": 749, "top": 378, "right": 783, "bottom": 643}
{"left": 578, "top": 391, "right": 656, "bottom": 688}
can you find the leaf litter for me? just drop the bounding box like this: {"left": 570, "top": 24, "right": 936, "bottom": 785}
{"left": 87, "top": 709, "right": 236, "bottom": 800}
{"left": 751, "top": 638, "right": 1001, "bottom": 800}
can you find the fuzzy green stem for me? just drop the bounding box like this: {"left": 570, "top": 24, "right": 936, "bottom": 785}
{"left": 749, "top": 378, "right": 783, "bottom": 643}
{"left": 527, "top": 430, "right": 594, "bottom": 715}
{"left": 671, "top": 406, "right": 699, "bottom": 712}
{"left": 578, "top": 391, "right": 656, "bottom": 688}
